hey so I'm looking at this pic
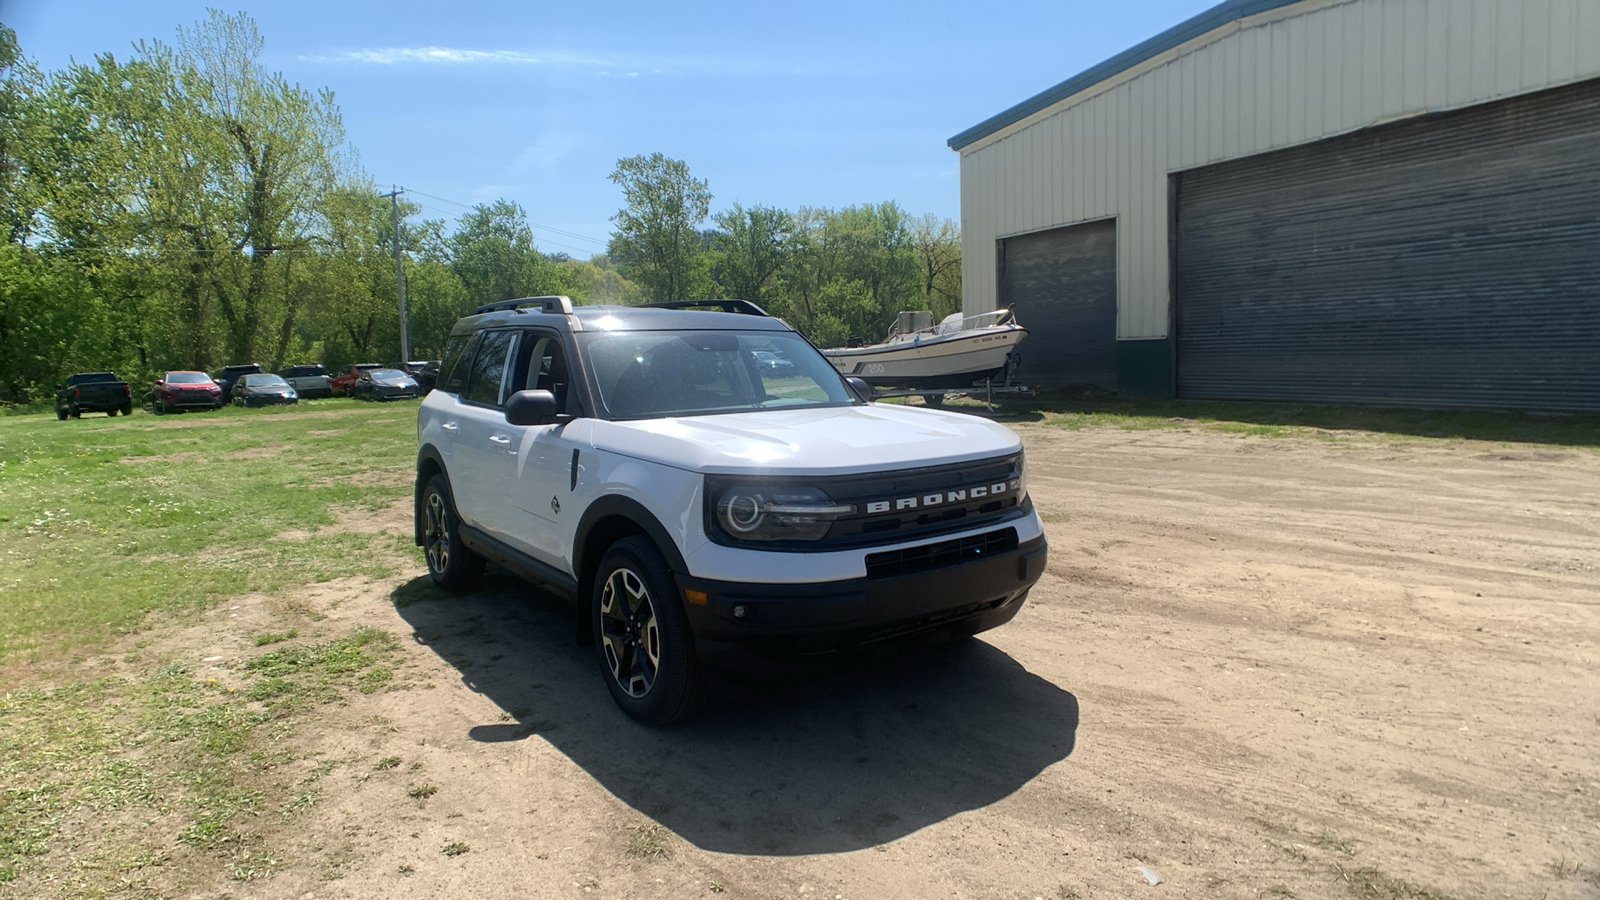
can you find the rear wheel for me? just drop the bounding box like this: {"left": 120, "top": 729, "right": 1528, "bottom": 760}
{"left": 68, "top": 402, "right": 80, "bottom": 419}
{"left": 592, "top": 536, "right": 706, "bottom": 726}
{"left": 56, "top": 405, "right": 67, "bottom": 421}
{"left": 120, "top": 403, "right": 132, "bottom": 416}
{"left": 420, "top": 474, "right": 484, "bottom": 590}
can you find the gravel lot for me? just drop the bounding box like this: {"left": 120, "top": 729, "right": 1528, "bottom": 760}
{"left": 151, "top": 423, "right": 1600, "bottom": 899}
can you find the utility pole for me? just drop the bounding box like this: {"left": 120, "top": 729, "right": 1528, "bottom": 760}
{"left": 384, "top": 186, "right": 411, "bottom": 363}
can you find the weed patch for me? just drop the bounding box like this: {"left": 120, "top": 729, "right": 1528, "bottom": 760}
{"left": 0, "top": 627, "right": 400, "bottom": 892}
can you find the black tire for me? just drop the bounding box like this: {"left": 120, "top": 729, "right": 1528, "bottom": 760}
{"left": 591, "top": 536, "right": 706, "bottom": 726}
{"left": 924, "top": 393, "right": 946, "bottom": 407}
{"left": 68, "top": 402, "right": 80, "bottom": 419}
{"left": 120, "top": 403, "right": 132, "bottom": 416}
{"left": 56, "top": 405, "right": 67, "bottom": 420}
{"left": 420, "top": 474, "right": 484, "bottom": 590}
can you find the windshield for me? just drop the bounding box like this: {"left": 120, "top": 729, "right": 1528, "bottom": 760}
{"left": 371, "top": 369, "right": 408, "bottom": 380}
{"left": 166, "top": 372, "right": 210, "bottom": 384}
{"left": 581, "top": 330, "right": 852, "bottom": 419}
{"left": 245, "top": 375, "right": 289, "bottom": 387}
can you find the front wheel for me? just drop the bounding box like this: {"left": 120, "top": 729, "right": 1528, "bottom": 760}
{"left": 420, "top": 474, "right": 484, "bottom": 590}
{"left": 592, "top": 536, "right": 706, "bottom": 726}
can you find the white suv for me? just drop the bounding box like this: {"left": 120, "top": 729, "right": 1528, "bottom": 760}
{"left": 414, "top": 297, "right": 1048, "bottom": 724}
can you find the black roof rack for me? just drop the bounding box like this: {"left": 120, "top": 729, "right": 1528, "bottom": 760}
{"left": 472, "top": 295, "right": 575, "bottom": 316}
{"left": 638, "top": 299, "right": 770, "bottom": 317}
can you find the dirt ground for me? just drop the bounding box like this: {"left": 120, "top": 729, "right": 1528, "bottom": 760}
{"left": 120, "top": 424, "right": 1600, "bottom": 899}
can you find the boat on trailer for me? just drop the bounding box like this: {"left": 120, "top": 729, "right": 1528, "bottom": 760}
{"left": 822, "top": 308, "right": 1028, "bottom": 391}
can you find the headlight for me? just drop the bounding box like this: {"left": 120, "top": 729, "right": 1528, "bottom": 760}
{"left": 712, "top": 484, "right": 853, "bottom": 542}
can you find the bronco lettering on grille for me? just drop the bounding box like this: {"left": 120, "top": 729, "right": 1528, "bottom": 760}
{"left": 864, "top": 478, "right": 1021, "bottom": 515}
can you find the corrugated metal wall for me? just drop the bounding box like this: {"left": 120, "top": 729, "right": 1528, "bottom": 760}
{"left": 1174, "top": 79, "right": 1600, "bottom": 410}
{"left": 957, "top": 0, "right": 1600, "bottom": 339}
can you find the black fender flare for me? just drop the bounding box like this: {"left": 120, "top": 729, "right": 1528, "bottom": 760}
{"left": 413, "top": 443, "right": 449, "bottom": 545}
{"left": 573, "top": 494, "right": 691, "bottom": 583}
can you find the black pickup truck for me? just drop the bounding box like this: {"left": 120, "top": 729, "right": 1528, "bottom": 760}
{"left": 56, "top": 372, "right": 133, "bottom": 419}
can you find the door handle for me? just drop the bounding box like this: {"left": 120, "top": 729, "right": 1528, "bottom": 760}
{"left": 440, "top": 421, "right": 459, "bottom": 432}
{"left": 489, "top": 434, "right": 511, "bottom": 444}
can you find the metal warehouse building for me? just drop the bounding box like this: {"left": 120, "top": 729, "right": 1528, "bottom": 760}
{"left": 950, "top": 0, "right": 1600, "bottom": 409}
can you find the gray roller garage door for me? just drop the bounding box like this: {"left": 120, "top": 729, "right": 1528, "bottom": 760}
{"left": 1175, "top": 78, "right": 1600, "bottom": 411}
{"left": 999, "top": 218, "right": 1117, "bottom": 387}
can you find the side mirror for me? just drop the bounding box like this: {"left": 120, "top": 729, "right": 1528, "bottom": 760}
{"left": 504, "top": 389, "right": 559, "bottom": 426}
{"left": 846, "top": 377, "right": 875, "bottom": 402}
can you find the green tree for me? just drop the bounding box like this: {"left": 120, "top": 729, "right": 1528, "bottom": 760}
{"left": 161, "top": 10, "right": 349, "bottom": 364}
{"left": 563, "top": 255, "right": 643, "bottom": 306}
{"left": 441, "top": 200, "right": 575, "bottom": 308}
{"left": 910, "top": 213, "right": 962, "bottom": 319}
{"left": 607, "top": 153, "right": 711, "bottom": 303}
{"left": 0, "top": 23, "right": 40, "bottom": 243}
{"left": 710, "top": 203, "right": 792, "bottom": 307}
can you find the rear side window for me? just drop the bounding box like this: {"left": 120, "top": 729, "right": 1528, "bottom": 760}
{"left": 438, "top": 332, "right": 476, "bottom": 394}
{"left": 463, "top": 330, "right": 516, "bottom": 407}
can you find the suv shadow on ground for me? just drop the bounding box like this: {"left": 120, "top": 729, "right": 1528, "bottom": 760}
{"left": 390, "top": 571, "right": 1079, "bottom": 856}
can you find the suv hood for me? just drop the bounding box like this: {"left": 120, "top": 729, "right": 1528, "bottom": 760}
{"left": 589, "top": 404, "right": 1021, "bottom": 475}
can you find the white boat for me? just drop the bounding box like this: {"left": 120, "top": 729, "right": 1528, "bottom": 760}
{"left": 823, "top": 308, "right": 1028, "bottom": 390}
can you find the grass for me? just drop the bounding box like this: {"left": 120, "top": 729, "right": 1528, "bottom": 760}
{"left": 0, "top": 399, "right": 423, "bottom": 894}
{"left": 0, "top": 399, "right": 417, "bottom": 664}
{"left": 0, "top": 628, "right": 403, "bottom": 891}
{"left": 625, "top": 822, "right": 673, "bottom": 860}
{"left": 964, "top": 390, "right": 1600, "bottom": 447}
{"left": 1335, "top": 863, "right": 1455, "bottom": 899}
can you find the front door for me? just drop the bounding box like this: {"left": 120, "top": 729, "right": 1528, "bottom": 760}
{"left": 504, "top": 333, "right": 581, "bottom": 573}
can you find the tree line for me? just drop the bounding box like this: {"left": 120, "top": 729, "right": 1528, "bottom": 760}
{"left": 0, "top": 14, "right": 960, "bottom": 405}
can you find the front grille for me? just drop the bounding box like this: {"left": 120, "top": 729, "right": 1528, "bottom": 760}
{"left": 864, "top": 527, "right": 1018, "bottom": 579}
{"left": 705, "top": 453, "right": 1027, "bottom": 552}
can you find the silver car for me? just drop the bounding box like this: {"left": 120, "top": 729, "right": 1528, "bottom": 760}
{"left": 279, "top": 364, "right": 333, "bottom": 399}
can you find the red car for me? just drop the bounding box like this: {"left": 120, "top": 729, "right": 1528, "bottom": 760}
{"left": 150, "top": 371, "right": 224, "bottom": 414}
{"left": 329, "top": 363, "right": 384, "bottom": 397}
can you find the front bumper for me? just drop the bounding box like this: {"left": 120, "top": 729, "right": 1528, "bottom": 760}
{"left": 242, "top": 393, "right": 297, "bottom": 406}
{"left": 370, "top": 386, "right": 418, "bottom": 400}
{"left": 677, "top": 529, "right": 1047, "bottom": 674}
{"left": 165, "top": 392, "right": 223, "bottom": 409}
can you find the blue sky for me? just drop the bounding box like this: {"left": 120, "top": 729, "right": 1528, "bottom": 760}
{"left": 6, "top": 0, "right": 1216, "bottom": 257}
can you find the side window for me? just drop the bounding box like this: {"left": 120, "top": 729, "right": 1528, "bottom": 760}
{"left": 438, "top": 331, "right": 476, "bottom": 394}
{"left": 463, "top": 330, "right": 516, "bottom": 407}
{"left": 509, "top": 331, "right": 574, "bottom": 415}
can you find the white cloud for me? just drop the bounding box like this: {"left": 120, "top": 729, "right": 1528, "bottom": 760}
{"left": 302, "top": 46, "right": 833, "bottom": 77}
{"left": 310, "top": 47, "right": 614, "bottom": 67}
{"left": 511, "top": 134, "right": 584, "bottom": 173}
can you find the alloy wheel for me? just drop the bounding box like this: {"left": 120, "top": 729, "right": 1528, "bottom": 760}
{"left": 599, "top": 567, "right": 660, "bottom": 698}
{"left": 423, "top": 491, "right": 450, "bottom": 574}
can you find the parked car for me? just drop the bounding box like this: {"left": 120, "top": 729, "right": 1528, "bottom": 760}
{"left": 279, "top": 364, "right": 333, "bottom": 398}
{"left": 330, "top": 363, "right": 384, "bottom": 396}
{"left": 752, "top": 350, "right": 795, "bottom": 371}
{"left": 413, "top": 359, "right": 443, "bottom": 393}
{"left": 150, "top": 371, "right": 224, "bottom": 414}
{"left": 414, "top": 296, "right": 1046, "bottom": 725}
{"left": 56, "top": 372, "right": 132, "bottom": 419}
{"left": 354, "top": 367, "right": 420, "bottom": 401}
{"left": 212, "top": 364, "right": 263, "bottom": 399}
{"left": 232, "top": 373, "right": 299, "bottom": 407}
